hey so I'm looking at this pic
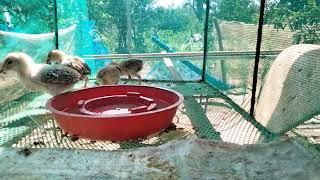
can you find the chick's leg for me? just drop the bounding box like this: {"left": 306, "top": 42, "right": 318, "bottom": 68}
{"left": 123, "top": 75, "right": 131, "bottom": 84}
{"left": 132, "top": 73, "right": 141, "bottom": 85}
{"left": 137, "top": 74, "right": 141, "bottom": 85}
{"left": 83, "top": 76, "right": 89, "bottom": 87}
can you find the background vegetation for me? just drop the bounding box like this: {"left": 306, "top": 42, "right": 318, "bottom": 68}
{"left": 0, "top": 0, "right": 318, "bottom": 85}
{"left": 1, "top": 0, "right": 319, "bottom": 53}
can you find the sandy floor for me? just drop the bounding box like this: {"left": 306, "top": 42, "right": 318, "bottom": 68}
{"left": 1, "top": 137, "right": 320, "bottom": 179}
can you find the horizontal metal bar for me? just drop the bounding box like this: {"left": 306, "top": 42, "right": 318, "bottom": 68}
{"left": 83, "top": 50, "right": 282, "bottom": 60}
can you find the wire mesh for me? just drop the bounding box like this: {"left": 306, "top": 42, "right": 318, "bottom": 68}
{"left": 0, "top": 81, "right": 278, "bottom": 150}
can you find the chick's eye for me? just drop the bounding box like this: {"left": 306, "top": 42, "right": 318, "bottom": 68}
{"left": 50, "top": 61, "right": 58, "bottom": 65}
{"left": 7, "top": 60, "right": 13, "bottom": 65}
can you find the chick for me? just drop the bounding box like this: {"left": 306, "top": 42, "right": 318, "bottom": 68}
{"left": 96, "top": 62, "right": 121, "bottom": 85}
{"left": 96, "top": 59, "right": 143, "bottom": 85}
{"left": 0, "top": 52, "right": 81, "bottom": 95}
{"left": 46, "top": 49, "right": 91, "bottom": 87}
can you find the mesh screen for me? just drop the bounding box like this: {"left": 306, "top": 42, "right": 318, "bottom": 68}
{"left": 0, "top": 0, "right": 319, "bottom": 157}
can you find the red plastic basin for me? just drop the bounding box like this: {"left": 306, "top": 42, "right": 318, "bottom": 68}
{"left": 78, "top": 92, "right": 157, "bottom": 115}
{"left": 46, "top": 85, "right": 184, "bottom": 141}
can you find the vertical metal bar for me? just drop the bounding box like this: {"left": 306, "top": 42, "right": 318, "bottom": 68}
{"left": 53, "top": 0, "right": 59, "bottom": 49}
{"left": 201, "top": 0, "right": 211, "bottom": 81}
{"left": 250, "top": 0, "right": 266, "bottom": 116}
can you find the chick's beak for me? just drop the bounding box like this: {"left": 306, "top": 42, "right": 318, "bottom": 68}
{"left": 0, "top": 67, "right": 6, "bottom": 74}
{"left": 0, "top": 62, "right": 3, "bottom": 73}
{"left": 46, "top": 58, "right": 51, "bottom": 64}
{"left": 0, "top": 66, "right": 6, "bottom": 74}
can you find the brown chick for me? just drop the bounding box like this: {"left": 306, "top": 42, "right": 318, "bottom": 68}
{"left": 46, "top": 49, "right": 91, "bottom": 87}
{"left": 0, "top": 52, "right": 81, "bottom": 95}
{"left": 96, "top": 59, "right": 143, "bottom": 85}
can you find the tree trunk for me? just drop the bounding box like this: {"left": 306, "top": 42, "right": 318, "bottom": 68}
{"left": 126, "top": 0, "right": 133, "bottom": 54}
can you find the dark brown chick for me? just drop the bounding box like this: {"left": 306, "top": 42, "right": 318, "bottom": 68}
{"left": 96, "top": 59, "right": 143, "bottom": 85}
{"left": 46, "top": 49, "right": 91, "bottom": 87}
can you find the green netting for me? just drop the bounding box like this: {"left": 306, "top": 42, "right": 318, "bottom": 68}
{"left": 0, "top": 80, "right": 278, "bottom": 150}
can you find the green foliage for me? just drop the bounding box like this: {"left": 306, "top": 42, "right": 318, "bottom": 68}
{"left": 151, "top": 8, "right": 191, "bottom": 33}
{"left": 87, "top": 0, "right": 203, "bottom": 53}
{"left": 185, "top": 0, "right": 206, "bottom": 21}
{"left": 87, "top": 0, "right": 155, "bottom": 53}
{"left": 213, "top": 0, "right": 259, "bottom": 23}
{"left": 265, "top": 0, "right": 320, "bottom": 44}
{"left": 131, "top": 0, "right": 154, "bottom": 53}
{"left": 56, "top": 0, "right": 80, "bottom": 28}
{"left": 1, "top": 0, "right": 54, "bottom": 33}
